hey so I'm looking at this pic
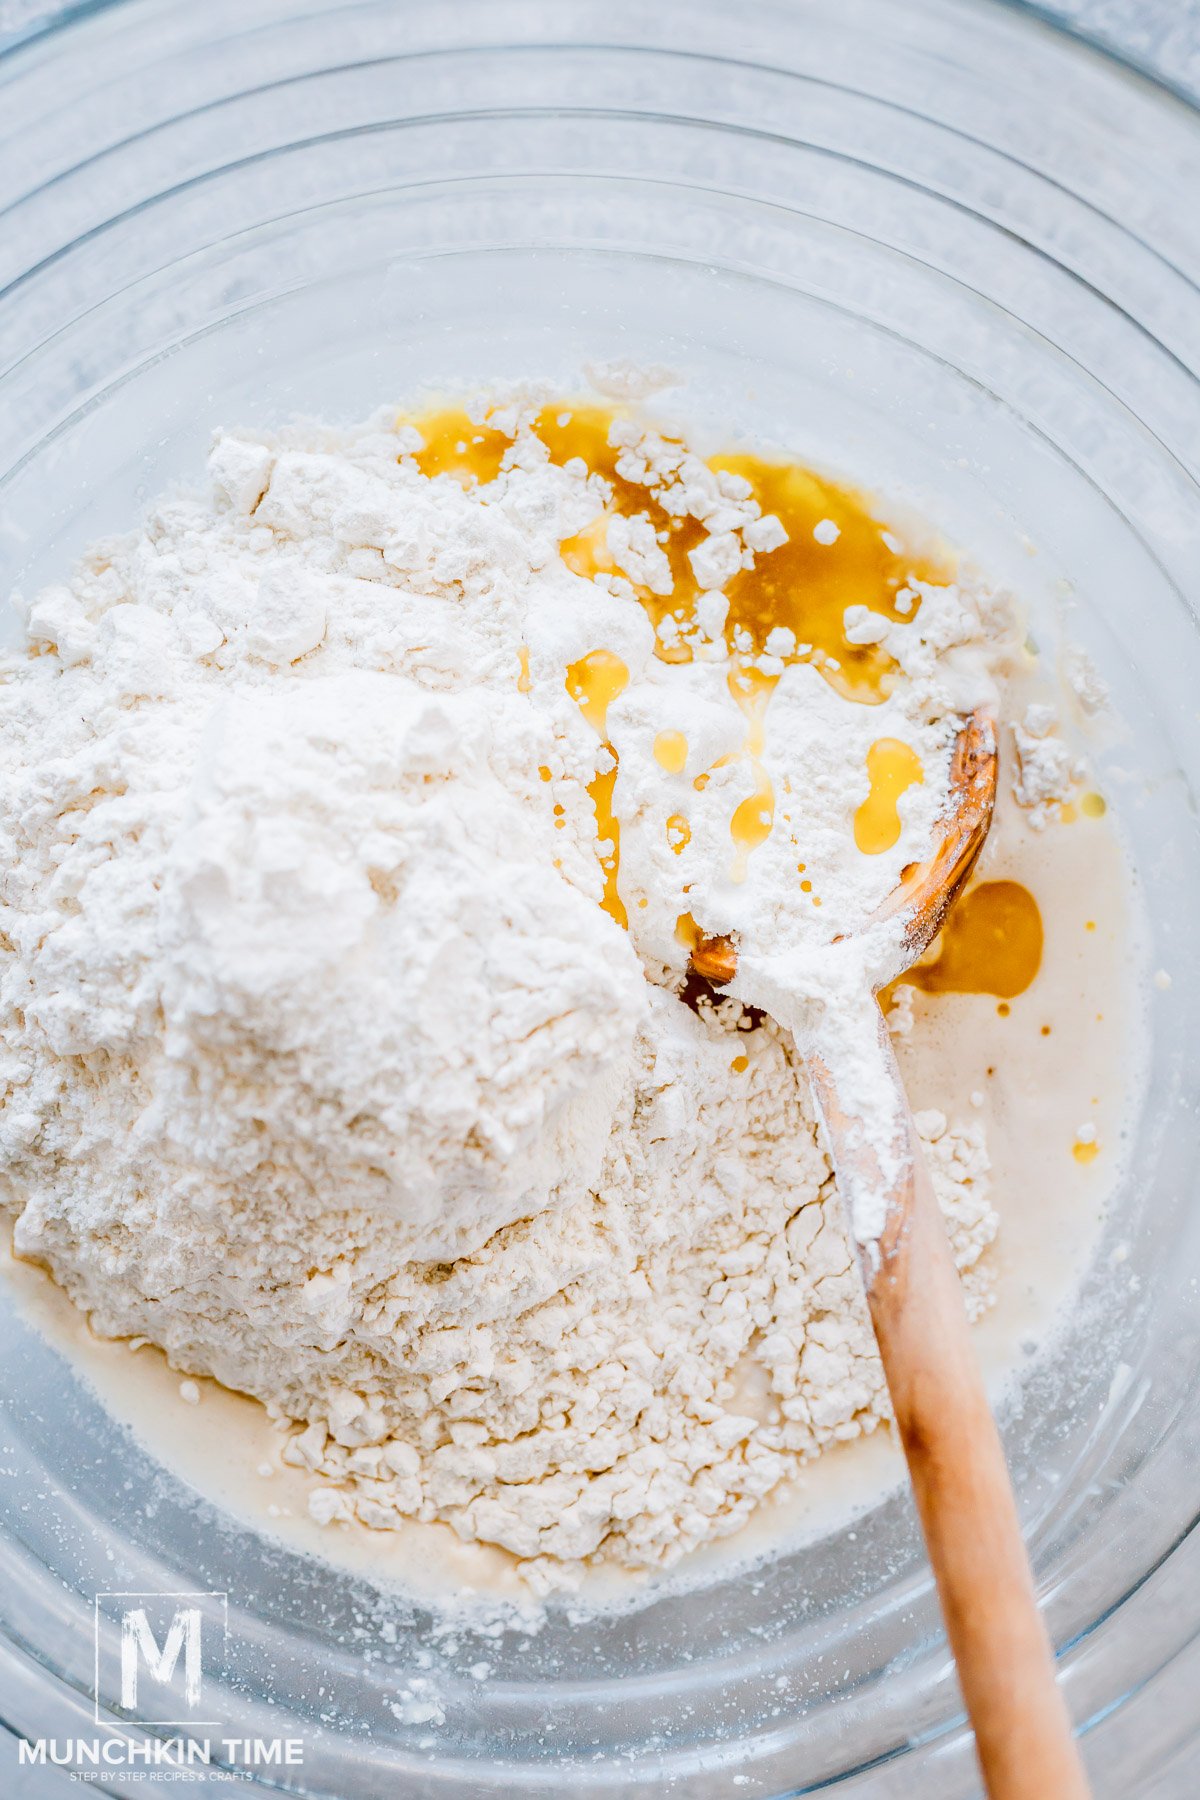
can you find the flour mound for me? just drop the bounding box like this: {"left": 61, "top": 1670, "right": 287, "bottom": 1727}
{"left": 157, "top": 673, "right": 644, "bottom": 1254}
{"left": 0, "top": 400, "right": 999, "bottom": 1587}
{"left": 0, "top": 652, "right": 642, "bottom": 1263}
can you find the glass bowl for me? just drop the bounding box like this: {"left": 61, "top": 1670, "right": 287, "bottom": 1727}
{"left": 2, "top": 2, "right": 1200, "bottom": 1793}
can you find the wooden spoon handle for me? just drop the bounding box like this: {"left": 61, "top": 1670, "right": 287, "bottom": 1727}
{"left": 808, "top": 1006, "right": 1091, "bottom": 1800}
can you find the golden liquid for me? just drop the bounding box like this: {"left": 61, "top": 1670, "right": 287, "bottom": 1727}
{"left": 406, "top": 406, "right": 511, "bottom": 486}
{"left": 710, "top": 453, "right": 952, "bottom": 704}
{"left": 666, "top": 813, "right": 692, "bottom": 855}
{"left": 405, "top": 397, "right": 959, "bottom": 920}
{"left": 565, "top": 649, "right": 628, "bottom": 734}
{"left": 409, "top": 399, "right": 954, "bottom": 706}
{"left": 653, "top": 730, "right": 689, "bottom": 774}
{"left": 727, "top": 662, "right": 777, "bottom": 884}
{"left": 675, "top": 911, "right": 701, "bottom": 951}
{"left": 854, "top": 739, "right": 924, "bottom": 855}
{"left": 565, "top": 650, "right": 630, "bottom": 928}
{"left": 903, "top": 880, "right": 1044, "bottom": 1000}
{"left": 1073, "top": 1139, "right": 1100, "bottom": 1165}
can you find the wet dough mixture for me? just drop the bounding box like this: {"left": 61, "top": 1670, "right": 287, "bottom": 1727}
{"left": 0, "top": 392, "right": 1122, "bottom": 1595}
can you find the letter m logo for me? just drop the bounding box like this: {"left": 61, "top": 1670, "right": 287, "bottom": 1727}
{"left": 95, "top": 1592, "right": 227, "bottom": 1725}
{"left": 121, "top": 1605, "right": 202, "bottom": 1709}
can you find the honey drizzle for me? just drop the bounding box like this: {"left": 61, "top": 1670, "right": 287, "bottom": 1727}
{"left": 565, "top": 650, "right": 630, "bottom": 928}
{"left": 854, "top": 739, "right": 924, "bottom": 856}
{"left": 727, "top": 662, "right": 777, "bottom": 884}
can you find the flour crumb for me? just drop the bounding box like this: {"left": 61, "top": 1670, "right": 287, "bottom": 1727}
{"left": 1064, "top": 646, "right": 1109, "bottom": 717}
{"left": 886, "top": 985, "right": 917, "bottom": 1039}
{"left": 1011, "top": 706, "right": 1081, "bottom": 827}
{"left": 389, "top": 1681, "right": 445, "bottom": 1727}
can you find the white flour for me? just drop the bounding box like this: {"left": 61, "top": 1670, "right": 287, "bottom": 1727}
{"left": 0, "top": 399, "right": 1001, "bottom": 1587}
{"left": 1012, "top": 702, "right": 1084, "bottom": 828}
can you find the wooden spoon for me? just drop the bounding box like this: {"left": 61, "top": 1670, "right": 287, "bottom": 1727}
{"left": 691, "top": 710, "right": 1091, "bottom": 1800}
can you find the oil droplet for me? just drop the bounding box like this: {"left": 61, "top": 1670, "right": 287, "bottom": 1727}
{"left": 1073, "top": 1139, "right": 1100, "bottom": 1165}
{"left": 1081, "top": 791, "right": 1107, "bottom": 818}
{"left": 517, "top": 646, "right": 532, "bottom": 693}
{"left": 854, "top": 739, "right": 924, "bottom": 855}
{"left": 730, "top": 1054, "right": 749, "bottom": 1073}
{"left": 538, "top": 765, "right": 552, "bottom": 783}
{"left": 902, "top": 881, "right": 1043, "bottom": 1000}
{"left": 730, "top": 788, "right": 774, "bottom": 880}
{"left": 727, "top": 662, "right": 777, "bottom": 883}
{"left": 666, "top": 813, "right": 691, "bottom": 855}
{"left": 565, "top": 649, "right": 629, "bottom": 735}
{"left": 997, "top": 1002, "right": 1011, "bottom": 1017}
{"left": 653, "top": 730, "right": 689, "bottom": 774}
{"left": 675, "top": 911, "right": 700, "bottom": 950}
{"left": 1086, "top": 920, "right": 1096, "bottom": 932}
{"left": 565, "top": 650, "right": 630, "bottom": 929}
{"left": 406, "top": 406, "right": 511, "bottom": 485}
